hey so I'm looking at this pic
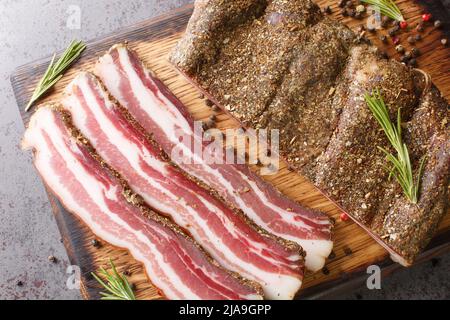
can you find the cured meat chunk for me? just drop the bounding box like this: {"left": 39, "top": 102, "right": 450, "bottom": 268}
{"left": 62, "top": 72, "right": 305, "bottom": 300}
{"left": 22, "top": 106, "right": 264, "bottom": 300}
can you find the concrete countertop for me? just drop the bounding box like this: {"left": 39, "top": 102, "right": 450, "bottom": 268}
{"left": 0, "top": 0, "right": 448, "bottom": 300}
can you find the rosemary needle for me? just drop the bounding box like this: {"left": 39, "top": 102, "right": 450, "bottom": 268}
{"left": 92, "top": 259, "right": 137, "bottom": 300}
{"left": 25, "top": 40, "right": 86, "bottom": 112}
{"left": 361, "top": 0, "right": 405, "bottom": 22}
{"left": 365, "top": 89, "right": 426, "bottom": 204}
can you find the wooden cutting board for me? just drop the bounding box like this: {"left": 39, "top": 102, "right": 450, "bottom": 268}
{"left": 11, "top": 1, "right": 450, "bottom": 300}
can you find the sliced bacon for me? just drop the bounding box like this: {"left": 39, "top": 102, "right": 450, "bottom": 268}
{"left": 62, "top": 72, "right": 305, "bottom": 300}
{"left": 94, "top": 44, "right": 333, "bottom": 272}
{"left": 22, "top": 106, "right": 264, "bottom": 300}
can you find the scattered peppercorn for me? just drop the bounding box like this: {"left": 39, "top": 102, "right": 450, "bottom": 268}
{"left": 328, "top": 251, "right": 336, "bottom": 260}
{"left": 205, "top": 99, "right": 214, "bottom": 107}
{"left": 379, "top": 35, "right": 388, "bottom": 43}
{"left": 434, "top": 20, "right": 442, "bottom": 28}
{"left": 209, "top": 114, "right": 217, "bottom": 122}
{"left": 388, "top": 28, "right": 397, "bottom": 37}
{"left": 322, "top": 267, "right": 330, "bottom": 275}
{"left": 338, "top": 0, "right": 346, "bottom": 8}
{"left": 340, "top": 212, "right": 350, "bottom": 222}
{"left": 407, "top": 36, "right": 415, "bottom": 44}
{"left": 400, "top": 55, "right": 409, "bottom": 64}
{"left": 411, "top": 47, "right": 421, "bottom": 58}
{"left": 414, "top": 34, "right": 422, "bottom": 42}
{"left": 422, "top": 13, "right": 432, "bottom": 22}
{"left": 347, "top": 9, "right": 356, "bottom": 17}
{"left": 399, "top": 21, "right": 408, "bottom": 29}
{"left": 48, "top": 255, "right": 58, "bottom": 264}
{"left": 91, "top": 239, "right": 100, "bottom": 248}
{"left": 16, "top": 280, "right": 24, "bottom": 287}
{"left": 198, "top": 93, "right": 205, "bottom": 100}
{"left": 441, "top": 38, "right": 448, "bottom": 46}
{"left": 123, "top": 269, "right": 131, "bottom": 276}
{"left": 404, "top": 51, "right": 412, "bottom": 60}
{"left": 395, "top": 45, "right": 405, "bottom": 53}
{"left": 344, "top": 247, "right": 353, "bottom": 256}
{"left": 408, "top": 58, "right": 417, "bottom": 67}
{"left": 323, "top": 6, "right": 332, "bottom": 14}
{"left": 341, "top": 8, "right": 348, "bottom": 17}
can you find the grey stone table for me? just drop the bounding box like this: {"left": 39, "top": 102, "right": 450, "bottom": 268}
{"left": 0, "top": 0, "right": 448, "bottom": 300}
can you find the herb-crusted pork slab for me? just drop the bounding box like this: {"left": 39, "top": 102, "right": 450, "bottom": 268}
{"left": 170, "top": 0, "right": 450, "bottom": 266}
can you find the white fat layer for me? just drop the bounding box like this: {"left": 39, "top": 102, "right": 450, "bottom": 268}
{"left": 24, "top": 108, "right": 197, "bottom": 300}
{"left": 65, "top": 73, "right": 302, "bottom": 300}
{"left": 97, "top": 47, "right": 333, "bottom": 272}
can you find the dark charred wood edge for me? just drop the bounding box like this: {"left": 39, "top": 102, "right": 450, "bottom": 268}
{"left": 10, "top": 3, "right": 450, "bottom": 300}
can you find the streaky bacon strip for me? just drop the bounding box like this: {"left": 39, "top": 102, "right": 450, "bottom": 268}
{"left": 22, "top": 105, "right": 264, "bottom": 300}
{"left": 62, "top": 72, "right": 305, "bottom": 300}
{"left": 94, "top": 44, "right": 333, "bottom": 272}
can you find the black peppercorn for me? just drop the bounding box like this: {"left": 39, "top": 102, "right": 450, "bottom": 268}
{"left": 347, "top": 9, "right": 356, "bottom": 17}
{"left": 379, "top": 35, "right": 388, "bottom": 43}
{"left": 91, "top": 239, "right": 100, "bottom": 248}
{"left": 414, "top": 34, "right": 422, "bottom": 41}
{"left": 341, "top": 8, "right": 348, "bottom": 17}
{"left": 408, "top": 58, "right": 417, "bottom": 67}
{"left": 344, "top": 247, "right": 353, "bottom": 256}
{"left": 322, "top": 267, "right": 330, "bottom": 275}
{"left": 338, "top": 0, "right": 346, "bottom": 8}
{"left": 381, "top": 16, "right": 390, "bottom": 28}
{"left": 205, "top": 99, "right": 214, "bottom": 107}
{"left": 48, "top": 255, "right": 58, "bottom": 264}
{"left": 323, "top": 6, "right": 332, "bottom": 14}
{"left": 400, "top": 55, "right": 409, "bottom": 64}
{"left": 17, "top": 280, "right": 24, "bottom": 287}
{"left": 328, "top": 251, "right": 336, "bottom": 260}
{"left": 416, "top": 23, "right": 424, "bottom": 32}
{"left": 411, "top": 47, "right": 421, "bottom": 58}
{"left": 407, "top": 36, "right": 415, "bottom": 44}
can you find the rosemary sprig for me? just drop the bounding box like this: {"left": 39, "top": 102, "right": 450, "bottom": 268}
{"left": 365, "top": 89, "right": 426, "bottom": 204}
{"left": 92, "top": 259, "right": 137, "bottom": 300}
{"left": 361, "top": 0, "right": 405, "bottom": 22}
{"left": 25, "top": 40, "right": 86, "bottom": 112}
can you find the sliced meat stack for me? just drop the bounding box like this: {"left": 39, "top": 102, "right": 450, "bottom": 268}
{"left": 22, "top": 106, "right": 264, "bottom": 300}
{"left": 61, "top": 72, "right": 305, "bottom": 300}
{"left": 94, "top": 44, "right": 333, "bottom": 272}
{"left": 170, "top": 0, "right": 450, "bottom": 266}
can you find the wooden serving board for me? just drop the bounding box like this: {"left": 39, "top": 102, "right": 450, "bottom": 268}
{"left": 11, "top": 2, "right": 450, "bottom": 300}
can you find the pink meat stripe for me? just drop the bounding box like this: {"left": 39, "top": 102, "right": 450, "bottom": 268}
{"left": 22, "top": 106, "right": 263, "bottom": 300}
{"left": 62, "top": 72, "right": 305, "bottom": 300}
{"left": 94, "top": 44, "right": 333, "bottom": 272}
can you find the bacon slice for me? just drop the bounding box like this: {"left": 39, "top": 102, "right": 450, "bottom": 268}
{"left": 22, "top": 106, "right": 264, "bottom": 300}
{"left": 94, "top": 44, "right": 333, "bottom": 272}
{"left": 62, "top": 72, "right": 305, "bottom": 300}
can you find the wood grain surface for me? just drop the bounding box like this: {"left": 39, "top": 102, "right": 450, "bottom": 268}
{"left": 11, "top": 2, "right": 450, "bottom": 300}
